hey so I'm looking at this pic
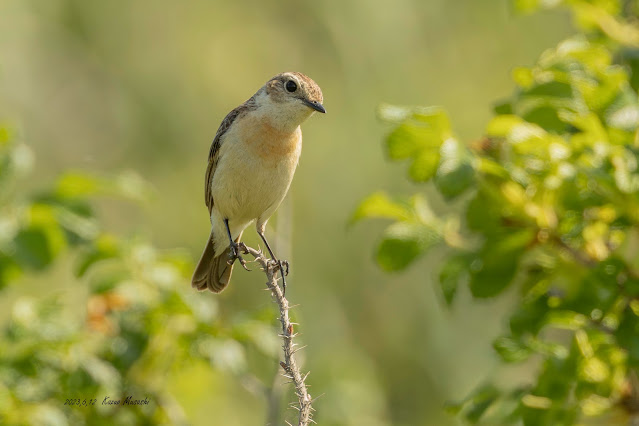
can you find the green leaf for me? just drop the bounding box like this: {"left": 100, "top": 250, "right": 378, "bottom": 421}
{"left": 615, "top": 305, "right": 639, "bottom": 367}
{"left": 12, "top": 204, "right": 69, "bottom": 271}
{"left": 523, "top": 80, "right": 573, "bottom": 99}
{"left": 513, "top": 67, "right": 535, "bottom": 88}
{"left": 526, "top": 337, "right": 570, "bottom": 360}
{"left": 487, "top": 115, "right": 547, "bottom": 147}
{"left": 438, "top": 254, "right": 469, "bottom": 306}
{"left": 477, "top": 158, "right": 509, "bottom": 179}
{"left": 486, "top": 115, "right": 526, "bottom": 137}
{"left": 75, "top": 234, "right": 120, "bottom": 277}
{"left": 465, "top": 187, "right": 505, "bottom": 236}
{"left": 376, "top": 222, "right": 441, "bottom": 271}
{"left": 456, "top": 384, "right": 502, "bottom": 424}
{"left": 510, "top": 296, "right": 551, "bottom": 337}
{"left": 408, "top": 150, "right": 440, "bottom": 181}
{"left": 544, "top": 310, "right": 588, "bottom": 330}
{"left": 54, "top": 204, "right": 99, "bottom": 242}
{"left": 383, "top": 106, "right": 452, "bottom": 183}
{"left": 350, "top": 192, "right": 410, "bottom": 225}
{"left": 56, "top": 172, "right": 102, "bottom": 198}
{"left": 493, "top": 100, "right": 514, "bottom": 115}
{"left": 434, "top": 138, "right": 475, "bottom": 199}
{"left": 385, "top": 115, "right": 446, "bottom": 160}
{"left": 469, "top": 230, "right": 533, "bottom": 298}
{"left": 620, "top": 48, "right": 639, "bottom": 91}
{"left": 493, "top": 336, "right": 532, "bottom": 363}
{"left": 0, "top": 125, "right": 10, "bottom": 145}
{"left": 13, "top": 228, "right": 56, "bottom": 271}
{"left": 530, "top": 342, "right": 579, "bottom": 401}
{"left": 13, "top": 205, "right": 67, "bottom": 272}
{"left": 523, "top": 106, "right": 566, "bottom": 133}
{"left": 0, "top": 255, "right": 22, "bottom": 289}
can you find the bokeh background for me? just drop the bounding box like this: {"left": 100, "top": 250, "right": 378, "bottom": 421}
{"left": 0, "top": 1, "right": 573, "bottom": 424}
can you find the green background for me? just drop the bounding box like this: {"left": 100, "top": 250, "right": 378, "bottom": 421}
{"left": 0, "top": 1, "right": 572, "bottom": 424}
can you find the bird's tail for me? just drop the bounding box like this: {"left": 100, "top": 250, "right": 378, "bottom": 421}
{"left": 191, "top": 231, "right": 242, "bottom": 293}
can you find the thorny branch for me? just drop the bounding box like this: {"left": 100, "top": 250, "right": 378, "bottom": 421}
{"left": 239, "top": 243, "right": 314, "bottom": 426}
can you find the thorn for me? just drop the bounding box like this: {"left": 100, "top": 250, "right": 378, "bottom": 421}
{"left": 311, "top": 393, "right": 325, "bottom": 403}
{"left": 291, "top": 346, "right": 307, "bottom": 355}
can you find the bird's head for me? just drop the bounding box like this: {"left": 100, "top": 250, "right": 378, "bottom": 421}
{"left": 258, "top": 72, "right": 325, "bottom": 130}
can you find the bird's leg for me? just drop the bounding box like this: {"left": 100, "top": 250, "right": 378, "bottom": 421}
{"left": 224, "top": 219, "right": 250, "bottom": 271}
{"left": 257, "top": 230, "right": 289, "bottom": 294}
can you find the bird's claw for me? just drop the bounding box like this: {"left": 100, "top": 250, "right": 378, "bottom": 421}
{"left": 273, "top": 259, "right": 289, "bottom": 295}
{"left": 228, "top": 242, "right": 251, "bottom": 271}
{"left": 269, "top": 259, "right": 288, "bottom": 276}
{"left": 279, "top": 260, "right": 290, "bottom": 276}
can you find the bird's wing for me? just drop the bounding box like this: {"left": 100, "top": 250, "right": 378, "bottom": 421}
{"left": 205, "top": 97, "right": 257, "bottom": 215}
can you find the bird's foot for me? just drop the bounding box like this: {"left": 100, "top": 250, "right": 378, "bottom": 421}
{"left": 278, "top": 260, "right": 290, "bottom": 276}
{"left": 267, "top": 258, "right": 288, "bottom": 276}
{"left": 228, "top": 241, "right": 251, "bottom": 271}
{"left": 271, "top": 259, "right": 289, "bottom": 295}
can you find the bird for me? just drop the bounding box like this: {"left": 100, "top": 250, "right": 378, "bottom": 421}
{"left": 192, "top": 72, "right": 325, "bottom": 293}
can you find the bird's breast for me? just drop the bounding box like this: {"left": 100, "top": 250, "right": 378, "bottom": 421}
{"left": 210, "top": 115, "right": 302, "bottom": 222}
{"left": 240, "top": 116, "right": 301, "bottom": 162}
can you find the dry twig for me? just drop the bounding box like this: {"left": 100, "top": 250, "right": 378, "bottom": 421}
{"left": 240, "top": 243, "right": 313, "bottom": 426}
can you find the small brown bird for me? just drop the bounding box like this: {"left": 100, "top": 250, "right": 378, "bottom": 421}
{"left": 192, "top": 72, "right": 325, "bottom": 293}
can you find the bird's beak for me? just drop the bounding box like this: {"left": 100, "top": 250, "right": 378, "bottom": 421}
{"left": 303, "top": 99, "right": 326, "bottom": 114}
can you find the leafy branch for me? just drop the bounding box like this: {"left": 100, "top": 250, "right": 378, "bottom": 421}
{"left": 0, "top": 128, "right": 293, "bottom": 425}
{"left": 355, "top": 1, "right": 639, "bottom": 424}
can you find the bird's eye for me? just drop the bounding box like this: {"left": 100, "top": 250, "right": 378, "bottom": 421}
{"left": 285, "top": 80, "right": 297, "bottom": 93}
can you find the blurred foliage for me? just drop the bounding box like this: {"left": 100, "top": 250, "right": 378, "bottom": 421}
{"left": 0, "top": 129, "right": 287, "bottom": 425}
{"left": 0, "top": 0, "right": 609, "bottom": 424}
{"left": 356, "top": 0, "right": 639, "bottom": 424}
